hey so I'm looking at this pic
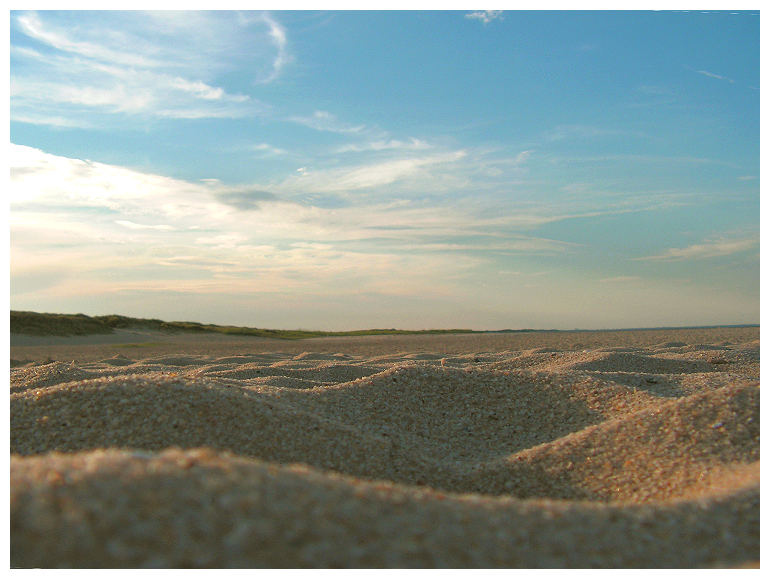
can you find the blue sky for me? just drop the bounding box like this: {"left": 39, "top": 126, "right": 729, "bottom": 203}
{"left": 9, "top": 10, "right": 760, "bottom": 330}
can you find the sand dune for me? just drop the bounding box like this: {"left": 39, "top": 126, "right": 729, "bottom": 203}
{"left": 10, "top": 328, "right": 760, "bottom": 568}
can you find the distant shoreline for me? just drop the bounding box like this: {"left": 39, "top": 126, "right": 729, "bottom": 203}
{"left": 9, "top": 310, "right": 759, "bottom": 340}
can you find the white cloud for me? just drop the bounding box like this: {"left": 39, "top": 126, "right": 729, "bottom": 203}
{"left": 251, "top": 143, "right": 288, "bottom": 156}
{"left": 167, "top": 77, "right": 239, "bottom": 102}
{"left": 276, "top": 150, "right": 467, "bottom": 194}
{"left": 13, "top": 73, "right": 248, "bottom": 119}
{"left": 8, "top": 144, "right": 475, "bottom": 247}
{"left": 11, "top": 11, "right": 280, "bottom": 125}
{"left": 513, "top": 150, "right": 532, "bottom": 165}
{"left": 696, "top": 69, "right": 735, "bottom": 83}
{"left": 259, "top": 12, "right": 291, "bottom": 83}
{"left": 8, "top": 145, "right": 581, "bottom": 302}
{"left": 10, "top": 144, "right": 677, "bottom": 245}
{"left": 15, "top": 12, "right": 156, "bottom": 68}
{"left": 9, "top": 144, "right": 231, "bottom": 219}
{"left": 14, "top": 145, "right": 722, "bottom": 305}
{"left": 635, "top": 237, "right": 758, "bottom": 261}
{"left": 115, "top": 220, "right": 175, "bottom": 231}
{"left": 11, "top": 144, "right": 759, "bottom": 329}
{"left": 288, "top": 110, "right": 366, "bottom": 134}
{"left": 9, "top": 113, "right": 88, "bottom": 128}
{"left": 465, "top": 11, "right": 504, "bottom": 24}
{"left": 335, "top": 138, "right": 431, "bottom": 153}
{"left": 411, "top": 237, "right": 576, "bottom": 254}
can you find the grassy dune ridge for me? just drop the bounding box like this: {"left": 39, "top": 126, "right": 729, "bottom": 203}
{"left": 9, "top": 311, "right": 475, "bottom": 340}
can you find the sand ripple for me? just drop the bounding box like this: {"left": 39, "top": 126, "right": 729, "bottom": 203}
{"left": 10, "top": 333, "right": 760, "bottom": 568}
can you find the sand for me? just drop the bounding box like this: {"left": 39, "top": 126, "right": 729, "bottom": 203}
{"left": 9, "top": 327, "right": 760, "bottom": 568}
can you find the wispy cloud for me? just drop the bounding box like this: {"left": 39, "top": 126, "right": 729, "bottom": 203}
{"left": 465, "top": 11, "right": 504, "bottom": 24}
{"left": 10, "top": 144, "right": 237, "bottom": 219}
{"left": 335, "top": 138, "right": 431, "bottom": 154}
{"left": 635, "top": 237, "right": 758, "bottom": 261}
{"left": 398, "top": 236, "right": 577, "bottom": 255}
{"left": 279, "top": 150, "right": 467, "bottom": 194}
{"left": 513, "top": 150, "right": 532, "bottom": 165}
{"left": 10, "top": 144, "right": 676, "bottom": 239}
{"left": 10, "top": 11, "right": 282, "bottom": 126}
{"left": 115, "top": 220, "right": 175, "bottom": 231}
{"left": 288, "top": 110, "right": 366, "bottom": 134}
{"left": 8, "top": 144, "right": 595, "bottom": 297}
{"left": 15, "top": 11, "right": 155, "bottom": 68}
{"left": 12, "top": 143, "right": 758, "bottom": 328}
{"left": 11, "top": 146, "right": 486, "bottom": 297}
{"left": 257, "top": 12, "right": 291, "bottom": 83}
{"left": 8, "top": 144, "right": 552, "bottom": 249}
{"left": 9, "top": 112, "right": 86, "bottom": 128}
{"left": 251, "top": 143, "right": 288, "bottom": 156}
{"left": 696, "top": 69, "right": 735, "bottom": 83}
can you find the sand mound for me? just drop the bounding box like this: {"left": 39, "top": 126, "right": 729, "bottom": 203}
{"left": 11, "top": 448, "right": 758, "bottom": 568}
{"left": 559, "top": 351, "right": 718, "bottom": 374}
{"left": 11, "top": 374, "right": 395, "bottom": 480}
{"left": 10, "top": 329, "right": 760, "bottom": 568}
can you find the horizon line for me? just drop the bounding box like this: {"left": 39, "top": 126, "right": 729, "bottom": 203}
{"left": 8, "top": 310, "right": 760, "bottom": 335}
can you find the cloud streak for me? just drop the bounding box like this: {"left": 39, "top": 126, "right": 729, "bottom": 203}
{"left": 288, "top": 110, "right": 366, "bottom": 134}
{"left": 115, "top": 220, "right": 175, "bottom": 231}
{"left": 635, "top": 237, "right": 758, "bottom": 261}
{"left": 280, "top": 150, "right": 468, "bottom": 194}
{"left": 9, "top": 141, "right": 758, "bottom": 329}
{"left": 256, "top": 12, "right": 291, "bottom": 83}
{"left": 335, "top": 138, "right": 431, "bottom": 154}
{"left": 696, "top": 69, "right": 735, "bottom": 83}
{"left": 15, "top": 12, "right": 155, "bottom": 68}
{"left": 10, "top": 11, "right": 283, "bottom": 126}
{"left": 8, "top": 144, "right": 604, "bottom": 301}
{"left": 465, "top": 11, "right": 503, "bottom": 24}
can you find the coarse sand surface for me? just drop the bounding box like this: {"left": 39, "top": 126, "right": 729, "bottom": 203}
{"left": 10, "top": 327, "right": 760, "bottom": 568}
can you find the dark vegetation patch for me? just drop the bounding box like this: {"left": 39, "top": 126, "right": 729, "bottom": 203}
{"left": 10, "top": 310, "right": 474, "bottom": 340}
{"left": 11, "top": 311, "right": 115, "bottom": 336}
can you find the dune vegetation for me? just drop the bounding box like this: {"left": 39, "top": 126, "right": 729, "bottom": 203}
{"left": 10, "top": 310, "right": 475, "bottom": 340}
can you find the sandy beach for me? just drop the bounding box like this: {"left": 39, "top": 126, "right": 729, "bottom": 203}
{"left": 10, "top": 326, "right": 759, "bottom": 568}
